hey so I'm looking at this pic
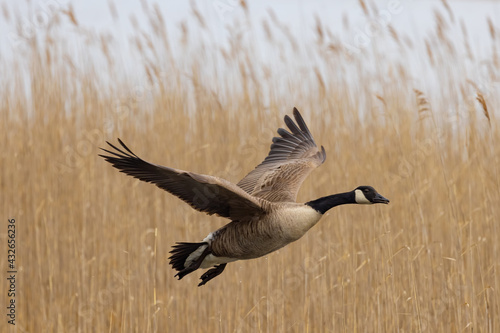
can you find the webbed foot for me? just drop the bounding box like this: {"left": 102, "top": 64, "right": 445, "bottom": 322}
{"left": 198, "top": 264, "right": 227, "bottom": 286}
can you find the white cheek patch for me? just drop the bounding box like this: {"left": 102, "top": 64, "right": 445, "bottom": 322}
{"left": 355, "top": 189, "right": 372, "bottom": 204}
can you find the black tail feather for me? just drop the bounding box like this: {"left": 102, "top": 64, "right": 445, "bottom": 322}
{"left": 168, "top": 242, "right": 207, "bottom": 272}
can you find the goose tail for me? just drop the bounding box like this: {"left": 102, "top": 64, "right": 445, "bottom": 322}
{"left": 168, "top": 242, "right": 209, "bottom": 278}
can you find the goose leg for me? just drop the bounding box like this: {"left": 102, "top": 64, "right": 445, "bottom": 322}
{"left": 198, "top": 264, "right": 227, "bottom": 287}
{"left": 174, "top": 247, "right": 210, "bottom": 280}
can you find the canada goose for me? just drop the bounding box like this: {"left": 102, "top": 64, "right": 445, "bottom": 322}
{"left": 100, "top": 108, "right": 389, "bottom": 286}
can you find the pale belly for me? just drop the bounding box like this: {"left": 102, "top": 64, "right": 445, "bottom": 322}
{"left": 204, "top": 204, "right": 323, "bottom": 264}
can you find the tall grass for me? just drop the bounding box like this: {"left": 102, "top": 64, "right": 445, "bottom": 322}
{"left": 1, "top": 2, "right": 499, "bottom": 332}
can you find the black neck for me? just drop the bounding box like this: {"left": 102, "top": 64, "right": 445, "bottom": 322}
{"left": 305, "top": 191, "right": 356, "bottom": 214}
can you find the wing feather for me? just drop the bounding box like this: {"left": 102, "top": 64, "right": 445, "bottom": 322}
{"left": 100, "top": 139, "right": 265, "bottom": 221}
{"left": 237, "top": 108, "right": 326, "bottom": 202}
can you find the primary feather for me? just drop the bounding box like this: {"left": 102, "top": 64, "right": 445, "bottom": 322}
{"left": 237, "top": 108, "right": 326, "bottom": 202}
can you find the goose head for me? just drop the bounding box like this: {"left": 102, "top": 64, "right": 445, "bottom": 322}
{"left": 354, "top": 186, "right": 389, "bottom": 204}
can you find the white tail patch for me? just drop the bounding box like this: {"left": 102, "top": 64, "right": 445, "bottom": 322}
{"left": 355, "top": 189, "right": 372, "bottom": 204}
{"left": 197, "top": 231, "right": 238, "bottom": 268}
{"left": 183, "top": 232, "right": 216, "bottom": 267}
{"left": 200, "top": 254, "right": 237, "bottom": 269}
{"left": 184, "top": 244, "right": 208, "bottom": 268}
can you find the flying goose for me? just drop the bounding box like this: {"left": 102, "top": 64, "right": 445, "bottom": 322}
{"left": 100, "top": 108, "right": 389, "bottom": 286}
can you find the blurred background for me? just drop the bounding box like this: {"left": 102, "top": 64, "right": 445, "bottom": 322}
{"left": 1, "top": 0, "right": 499, "bottom": 332}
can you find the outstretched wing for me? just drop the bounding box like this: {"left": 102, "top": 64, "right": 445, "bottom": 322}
{"left": 237, "top": 108, "right": 326, "bottom": 203}
{"left": 100, "top": 139, "right": 265, "bottom": 221}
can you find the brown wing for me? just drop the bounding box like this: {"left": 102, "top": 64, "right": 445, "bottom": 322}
{"left": 100, "top": 139, "right": 265, "bottom": 221}
{"left": 237, "top": 108, "right": 326, "bottom": 202}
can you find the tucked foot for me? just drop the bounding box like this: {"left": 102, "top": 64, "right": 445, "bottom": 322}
{"left": 175, "top": 266, "right": 197, "bottom": 280}
{"left": 198, "top": 264, "right": 227, "bottom": 287}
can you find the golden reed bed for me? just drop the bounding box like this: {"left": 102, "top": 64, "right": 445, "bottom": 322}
{"left": 1, "top": 1, "right": 499, "bottom": 332}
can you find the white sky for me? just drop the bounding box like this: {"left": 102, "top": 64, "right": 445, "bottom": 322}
{"left": 1, "top": 0, "right": 499, "bottom": 114}
{"left": 2, "top": 0, "right": 499, "bottom": 61}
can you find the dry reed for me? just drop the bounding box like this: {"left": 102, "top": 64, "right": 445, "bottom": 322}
{"left": 1, "top": 2, "right": 499, "bottom": 332}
